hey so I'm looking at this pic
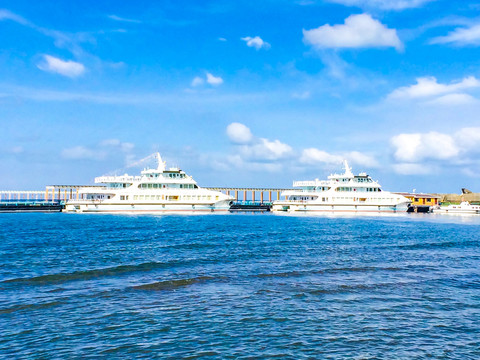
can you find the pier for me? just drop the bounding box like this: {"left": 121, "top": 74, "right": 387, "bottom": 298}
{"left": 0, "top": 191, "right": 63, "bottom": 212}
{"left": 0, "top": 186, "right": 291, "bottom": 212}
{"left": 205, "top": 187, "right": 291, "bottom": 211}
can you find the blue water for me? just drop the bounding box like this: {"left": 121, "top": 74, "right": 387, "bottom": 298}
{"left": 1, "top": 213, "right": 480, "bottom": 359}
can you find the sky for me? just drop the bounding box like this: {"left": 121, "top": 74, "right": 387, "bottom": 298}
{"left": 1, "top": 0, "right": 480, "bottom": 193}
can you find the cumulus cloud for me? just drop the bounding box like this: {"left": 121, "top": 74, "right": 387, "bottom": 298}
{"left": 300, "top": 148, "right": 378, "bottom": 167}
{"left": 303, "top": 13, "right": 402, "bottom": 51}
{"left": 100, "top": 139, "right": 135, "bottom": 152}
{"left": 240, "top": 138, "right": 293, "bottom": 161}
{"left": 241, "top": 36, "right": 271, "bottom": 50}
{"left": 388, "top": 76, "right": 480, "bottom": 99}
{"left": 37, "top": 55, "right": 85, "bottom": 78}
{"left": 391, "top": 132, "right": 459, "bottom": 163}
{"left": 61, "top": 146, "right": 99, "bottom": 160}
{"left": 390, "top": 128, "right": 480, "bottom": 175}
{"left": 392, "top": 163, "right": 434, "bottom": 175}
{"left": 61, "top": 139, "right": 134, "bottom": 161}
{"left": 190, "top": 73, "right": 223, "bottom": 87}
{"left": 301, "top": 148, "right": 343, "bottom": 164}
{"left": 224, "top": 123, "right": 379, "bottom": 173}
{"left": 430, "top": 24, "right": 480, "bottom": 46}
{"left": 326, "top": 0, "right": 434, "bottom": 10}
{"left": 226, "top": 122, "right": 253, "bottom": 144}
{"left": 191, "top": 76, "right": 204, "bottom": 87}
{"left": 226, "top": 122, "right": 292, "bottom": 162}
{"left": 427, "top": 93, "right": 477, "bottom": 106}
{"left": 206, "top": 72, "right": 223, "bottom": 85}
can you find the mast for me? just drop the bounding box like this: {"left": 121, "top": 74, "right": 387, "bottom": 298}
{"left": 155, "top": 152, "right": 166, "bottom": 172}
{"left": 343, "top": 160, "right": 353, "bottom": 177}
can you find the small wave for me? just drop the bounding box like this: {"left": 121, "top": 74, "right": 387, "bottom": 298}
{"left": 253, "top": 271, "right": 304, "bottom": 279}
{"left": 2, "top": 260, "right": 190, "bottom": 285}
{"left": 397, "top": 240, "right": 478, "bottom": 250}
{"left": 309, "top": 281, "right": 413, "bottom": 295}
{"left": 0, "top": 301, "right": 62, "bottom": 315}
{"left": 252, "top": 266, "right": 404, "bottom": 281}
{"left": 132, "top": 276, "right": 219, "bottom": 291}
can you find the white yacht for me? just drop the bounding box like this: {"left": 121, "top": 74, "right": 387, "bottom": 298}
{"left": 64, "top": 153, "right": 233, "bottom": 213}
{"left": 272, "top": 161, "right": 410, "bottom": 213}
{"left": 433, "top": 201, "right": 480, "bottom": 215}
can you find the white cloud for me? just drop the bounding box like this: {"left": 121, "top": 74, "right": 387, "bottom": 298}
{"left": 206, "top": 72, "right": 223, "bottom": 86}
{"left": 430, "top": 24, "right": 480, "bottom": 46}
{"left": 455, "top": 127, "right": 480, "bottom": 151}
{"left": 292, "top": 91, "right": 311, "bottom": 99}
{"left": 241, "top": 36, "right": 271, "bottom": 50}
{"left": 392, "top": 163, "right": 434, "bottom": 175}
{"left": 390, "top": 127, "right": 480, "bottom": 176}
{"left": 346, "top": 151, "right": 379, "bottom": 167}
{"left": 218, "top": 37, "right": 227, "bottom": 41}
{"left": 390, "top": 128, "right": 480, "bottom": 175}
{"left": 225, "top": 122, "right": 292, "bottom": 162}
{"left": 226, "top": 122, "right": 253, "bottom": 144}
{"left": 240, "top": 138, "right": 293, "bottom": 161}
{"left": 0, "top": 9, "right": 29, "bottom": 24}
{"left": 108, "top": 14, "right": 141, "bottom": 23}
{"left": 37, "top": 55, "right": 85, "bottom": 78}
{"left": 100, "top": 139, "right": 135, "bottom": 152}
{"left": 61, "top": 146, "right": 100, "bottom": 160}
{"left": 388, "top": 76, "right": 480, "bottom": 99}
{"left": 303, "top": 14, "right": 402, "bottom": 51}
{"left": 301, "top": 148, "right": 343, "bottom": 164}
{"left": 191, "top": 76, "right": 204, "bottom": 87}
{"left": 300, "top": 148, "right": 378, "bottom": 167}
{"left": 190, "top": 73, "right": 223, "bottom": 87}
{"left": 62, "top": 139, "right": 134, "bottom": 160}
{"left": 326, "top": 0, "right": 434, "bottom": 10}
{"left": 427, "top": 93, "right": 477, "bottom": 106}
{"left": 391, "top": 132, "right": 459, "bottom": 163}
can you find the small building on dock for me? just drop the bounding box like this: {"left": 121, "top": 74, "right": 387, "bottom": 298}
{"left": 394, "top": 192, "right": 441, "bottom": 213}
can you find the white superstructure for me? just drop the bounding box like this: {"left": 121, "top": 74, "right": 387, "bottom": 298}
{"left": 272, "top": 161, "right": 410, "bottom": 213}
{"left": 433, "top": 201, "right": 480, "bottom": 215}
{"left": 64, "top": 153, "right": 233, "bottom": 213}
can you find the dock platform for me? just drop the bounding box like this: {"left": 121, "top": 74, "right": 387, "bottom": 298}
{"left": 0, "top": 201, "right": 64, "bottom": 213}
{"left": 229, "top": 201, "right": 272, "bottom": 212}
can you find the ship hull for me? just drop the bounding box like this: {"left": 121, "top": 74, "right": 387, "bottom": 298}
{"left": 64, "top": 200, "right": 232, "bottom": 213}
{"left": 272, "top": 202, "right": 410, "bottom": 213}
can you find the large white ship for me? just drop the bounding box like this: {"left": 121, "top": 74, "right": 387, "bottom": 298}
{"left": 64, "top": 153, "right": 233, "bottom": 213}
{"left": 272, "top": 161, "right": 410, "bottom": 213}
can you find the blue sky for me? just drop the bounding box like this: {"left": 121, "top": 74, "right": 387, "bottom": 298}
{"left": 1, "top": 0, "right": 480, "bottom": 192}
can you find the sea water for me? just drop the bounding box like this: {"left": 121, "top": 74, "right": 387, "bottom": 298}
{"left": 1, "top": 213, "right": 479, "bottom": 359}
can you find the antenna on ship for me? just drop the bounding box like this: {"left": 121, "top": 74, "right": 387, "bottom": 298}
{"left": 155, "top": 152, "right": 166, "bottom": 172}
{"left": 343, "top": 160, "right": 353, "bottom": 177}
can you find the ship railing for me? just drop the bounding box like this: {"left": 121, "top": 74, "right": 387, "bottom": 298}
{"left": 95, "top": 176, "right": 140, "bottom": 183}
{"left": 293, "top": 181, "right": 330, "bottom": 187}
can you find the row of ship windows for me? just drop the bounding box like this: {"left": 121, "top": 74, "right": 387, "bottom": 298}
{"left": 138, "top": 183, "right": 198, "bottom": 189}
{"left": 120, "top": 195, "right": 219, "bottom": 201}
{"left": 289, "top": 197, "right": 387, "bottom": 202}
{"left": 146, "top": 173, "right": 187, "bottom": 178}
{"left": 355, "top": 178, "right": 373, "bottom": 183}
{"left": 336, "top": 187, "right": 381, "bottom": 192}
